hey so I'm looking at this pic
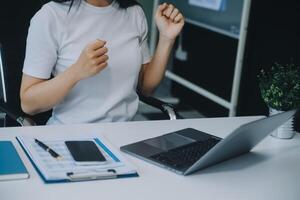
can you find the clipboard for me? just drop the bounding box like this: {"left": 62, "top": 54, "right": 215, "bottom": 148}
{"left": 17, "top": 136, "right": 138, "bottom": 183}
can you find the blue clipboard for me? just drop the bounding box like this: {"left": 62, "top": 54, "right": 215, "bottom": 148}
{"left": 17, "top": 137, "right": 138, "bottom": 184}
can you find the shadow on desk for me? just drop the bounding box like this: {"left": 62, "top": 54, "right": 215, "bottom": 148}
{"left": 194, "top": 152, "right": 269, "bottom": 175}
{"left": 194, "top": 141, "right": 300, "bottom": 175}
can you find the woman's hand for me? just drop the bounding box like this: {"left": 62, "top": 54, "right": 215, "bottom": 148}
{"left": 155, "top": 3, "right": 185, "bottom": 41}
{"left": 72, "top": 39, "right": 109, "bottom": 81}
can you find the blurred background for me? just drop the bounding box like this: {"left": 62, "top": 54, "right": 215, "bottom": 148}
{"left": 0, "top": 0, "right": 300, "bottom": 129}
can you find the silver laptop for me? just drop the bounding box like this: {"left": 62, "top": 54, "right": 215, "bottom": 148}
{"left": 121, "top": 109, "right": 297, "bottom": 175}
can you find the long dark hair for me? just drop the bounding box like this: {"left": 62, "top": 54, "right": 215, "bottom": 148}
{"left": 52, "top": 0, "right": 139, "bottom": 10}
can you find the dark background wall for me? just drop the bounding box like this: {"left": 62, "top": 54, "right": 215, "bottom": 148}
{"left": 239, "top": 0, "right": 300, "bottom": 116}
{"left": 1, "top": 0, "right": 300, "bottom": 127}
{"left": 0, "top": 1, "right": 49, "bottom": 125}
{"left": 240, "top": 0, "right": 300, "bottom": 130}
{"left": 172, "top": 0, "right": 300, "bottom": 130}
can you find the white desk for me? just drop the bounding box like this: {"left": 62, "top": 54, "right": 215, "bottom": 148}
{"left": 0, "top": 117, "right": 300, "bottom": 200}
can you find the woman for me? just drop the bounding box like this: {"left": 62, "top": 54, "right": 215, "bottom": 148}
{"left": 20, "top": 0, "right": 184, "bottom": 125}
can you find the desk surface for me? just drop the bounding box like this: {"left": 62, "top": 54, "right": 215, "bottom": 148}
{"left": 0, "top": 117, "right": 300, "bottom": 200}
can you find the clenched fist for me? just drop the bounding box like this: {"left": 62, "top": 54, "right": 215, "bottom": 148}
{"left": 72, "top": 39, "right": 109, "bottom": 81}
{"left": 156, "top": 3, "right": 185, "bottom": 40}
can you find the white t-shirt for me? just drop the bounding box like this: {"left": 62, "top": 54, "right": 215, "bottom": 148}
{"left": 23, "top": 1, "right": 151, "bottom": 125}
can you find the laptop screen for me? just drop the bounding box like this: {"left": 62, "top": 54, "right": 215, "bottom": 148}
{"left": 0, "top": 44, "right": 7, "bottom": 103}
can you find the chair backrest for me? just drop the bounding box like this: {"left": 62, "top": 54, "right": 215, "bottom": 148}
{"left": 0, "top": 43, "right": 7, "bottom": 103}
{"left": 0, "top": 43, "right": 51, "bottom": 127}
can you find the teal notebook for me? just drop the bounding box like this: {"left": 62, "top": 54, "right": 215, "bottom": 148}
{"left": 0, "top": 141, "right": 29, "bottom": 181}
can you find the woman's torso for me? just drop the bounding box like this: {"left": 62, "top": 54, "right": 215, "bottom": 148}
{"left": 25, "top": 1, "right": 150, "bottom": 125}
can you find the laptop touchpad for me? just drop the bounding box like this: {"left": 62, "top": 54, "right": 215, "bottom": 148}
{"left": 144, "top": 133, "right": 196, "bottom": 151}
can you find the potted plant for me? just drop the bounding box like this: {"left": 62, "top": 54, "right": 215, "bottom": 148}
{"left": 258, "top": 62, "right": 300, "bottom": 139}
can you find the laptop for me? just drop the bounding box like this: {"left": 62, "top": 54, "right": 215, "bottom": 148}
{"left": 121, "top": 109, "right": 297, "bottom": 175}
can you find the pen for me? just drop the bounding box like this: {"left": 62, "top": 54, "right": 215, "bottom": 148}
{"left": 35, "top": 139, "right": 63, "bottom": 160}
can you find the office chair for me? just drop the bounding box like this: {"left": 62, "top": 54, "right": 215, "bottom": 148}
{"left": 0, "top": 105, "right": 36, "bottom": 126}
{"left": 0, "top": 93, "right": 180, "bottom": 127}
{"left": 138, "top": 93, "right": 182, "bottom": 120}
{"left": 1, "top": 43, "right": 180, "bottom": 126}
{"left": 1, "top": 45, "right": 181, "bottom": 126}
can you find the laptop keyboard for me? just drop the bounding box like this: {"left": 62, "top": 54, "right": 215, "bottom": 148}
{"left": 150, "top": 138, "right": 220, "bottom": 170}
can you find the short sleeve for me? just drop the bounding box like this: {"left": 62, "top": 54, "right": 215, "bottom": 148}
{"left": 23, "top": 5, "right": 58, "bottom": 79}
{"left": 136, "top": 6, "right": 151, "bottom": 64}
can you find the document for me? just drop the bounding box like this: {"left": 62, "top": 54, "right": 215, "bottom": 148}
{"left": 17, "top": 136, "right": 137, "bottom": 183}
{"left": 189, "top": 0, "right": 225, "bottom": 11}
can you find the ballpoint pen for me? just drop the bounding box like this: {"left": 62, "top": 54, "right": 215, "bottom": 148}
{"left": 35, "top": 139, "right": 63, "bottom": 160}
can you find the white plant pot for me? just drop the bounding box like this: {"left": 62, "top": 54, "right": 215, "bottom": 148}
{"left": 269, "top": 108, "right": 295, "bottom": 139}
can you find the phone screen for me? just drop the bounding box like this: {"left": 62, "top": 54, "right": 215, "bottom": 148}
{"left": 65, "top": 141, "right": 106, "bottom": 165}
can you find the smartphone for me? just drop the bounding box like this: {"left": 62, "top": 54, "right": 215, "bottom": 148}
{"left": 65, "top": 140, "right": 106, "bottom": 165}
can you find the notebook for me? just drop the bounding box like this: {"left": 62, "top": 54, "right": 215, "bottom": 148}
{"left": 17, "top": 136, "right": 138, "bottom": 183}
{"left": 0, "top": 141, "right": 29, "bottom": 181}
